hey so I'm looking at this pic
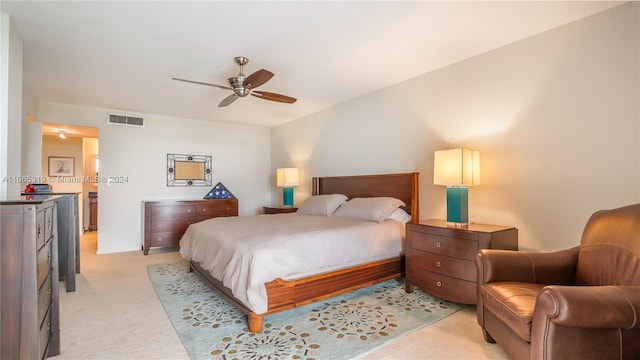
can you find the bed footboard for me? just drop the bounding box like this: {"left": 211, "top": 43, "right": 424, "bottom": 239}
{"left": 189, "top": 256, "right": 402, "bottom": 332}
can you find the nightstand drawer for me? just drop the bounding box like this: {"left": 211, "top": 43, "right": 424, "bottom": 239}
{"left": 412, "top": 269, "right": 476, "bottom": 304}
{"left": 411, "top": 232, "right": 478, "bottom": 259}
{"left": 411, "top": 250, "right": 476, "bottom": 282}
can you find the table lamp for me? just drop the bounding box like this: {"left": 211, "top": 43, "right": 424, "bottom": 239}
{"left": 433, "top": 148, "right": 480, "bottom": 225}
{"left": 277, "top": 168, "right": 299, "bottom": 207}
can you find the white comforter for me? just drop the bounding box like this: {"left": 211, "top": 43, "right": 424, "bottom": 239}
{"left": 179, "top": 213, "right": 404, "bottom": 314}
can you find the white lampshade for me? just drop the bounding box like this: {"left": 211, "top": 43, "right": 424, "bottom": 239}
{"left": 433, "top": 148, "right": 480, "bottom": 186}
{"left": 276, "top": 168, "right": 299, "bottom": 187}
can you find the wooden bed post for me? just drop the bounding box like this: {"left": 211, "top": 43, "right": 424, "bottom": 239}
{"left": 247, "top": 313, "right": 264, "bottom": 333}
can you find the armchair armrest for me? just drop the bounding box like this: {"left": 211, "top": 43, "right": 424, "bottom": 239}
{"left": 534, "top": 285, "right": 640, "bottom": 329}
{"left": 476, "top": 246, "right": 579, "bottom": 285}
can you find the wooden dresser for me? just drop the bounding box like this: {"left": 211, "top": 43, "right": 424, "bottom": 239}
{"left": 142, "top": 198, "right": 238, "bottom": 255}
{"left": 1, "top": 196, "right": 61, "bottom": 359}
{"left": 405, "top": 219, "right": 518, "bottom": 304}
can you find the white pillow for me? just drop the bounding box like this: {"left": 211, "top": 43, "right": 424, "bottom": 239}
{"left": 387, "top": 208, "right": 412, "bottom": 223}
{"left": 333, "top": 197, "right": 406, "bottom": 223}
{"left": 296, "top": 194, "right": 348, "bottom": 216}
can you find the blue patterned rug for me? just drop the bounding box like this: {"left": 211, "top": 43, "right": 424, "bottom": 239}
{"left": 148, "top": 262, "right": 462, "bottom": 360}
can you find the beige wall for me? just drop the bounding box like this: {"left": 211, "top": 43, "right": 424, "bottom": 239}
{"left": 31, "top": 102, "right": 271, "bottom": 253}
{"left": 271, "top": 2, "right": 640, "bottom": 251}
{"left": 0, "top": 14, "right": 23, "bottom": 197}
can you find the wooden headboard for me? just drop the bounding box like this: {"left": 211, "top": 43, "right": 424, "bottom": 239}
{"left": 312, "top": 172, "right": 420, "bottom": 223}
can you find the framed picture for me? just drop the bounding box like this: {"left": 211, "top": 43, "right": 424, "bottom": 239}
{"left": 48, "top": 156, "right": 74, "bottom": 177}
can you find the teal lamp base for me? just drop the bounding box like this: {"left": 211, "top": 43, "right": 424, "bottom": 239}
{"left": 446, "top": 187, "right": 469, "bottom": 225}
{"left": 282, "top": 187, "right": 294, "bottom": 207}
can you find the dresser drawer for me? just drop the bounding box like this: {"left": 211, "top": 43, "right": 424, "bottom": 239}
{"left": 412, "top": 268, "right": 476, "bottom": 304}
{"left": 38, "top": 307, "right": 52, "bottom": 360}
{"left": 36, "top": 210, "right": 46, "bottom": 250}
{"left": 197, "top": 214, "right": 235, "bottom": 222}
{"left": 197, "top": 201, "right": 238, "bottom": 217}
{"left": 150, "top": 205, "right": 196, "bottom": 217}
{"left": 411, "top": 231, "right": 478, "bottom": 259}
{"left": 37, "top": 240, "right": 52, "bottom": 288}
{"left": 150, "top": 216, "right": 197, "bottom": 233}
{"left": 38, "top": 272, "right": 52, "bottom": 325}
{"left": 411, "top": 250, "right": 476, "bottom": 282}
{"left": 149, "top": 232, "right": 182, "bottom": 248}
{"left": 44, "top": 206, "right": 54, "bottom": 243}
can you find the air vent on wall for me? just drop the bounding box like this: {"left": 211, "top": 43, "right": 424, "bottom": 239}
{"left": 108, "top": 113, "right": 144, "bottom": 127}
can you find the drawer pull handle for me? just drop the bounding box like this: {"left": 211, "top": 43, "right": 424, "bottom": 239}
{"left": 202, "top": 208, "right": 206, "bottom": 212}
{"left": 37, "top": 224, "right": 42, "bottom": 238}
{"left": 436, "top": 261, "right": 442, "bottom": 267}
{"left": 436, "top": 242, "right": 442, "bottom": 248}
{"left": 436, "top": 281, "right": 442, "bottom": 287}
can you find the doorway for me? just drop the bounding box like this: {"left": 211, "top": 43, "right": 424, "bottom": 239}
{"left": 41, "top": 123, "right": 99, "bottom": 255}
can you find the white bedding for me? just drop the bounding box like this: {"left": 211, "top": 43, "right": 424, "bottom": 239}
{"left": 179, "top": 213, "right": 405, "bottom": 314}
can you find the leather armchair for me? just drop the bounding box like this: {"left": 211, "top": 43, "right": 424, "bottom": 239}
{"left": 476, "top": 203, "right": 640, "bottom": 360}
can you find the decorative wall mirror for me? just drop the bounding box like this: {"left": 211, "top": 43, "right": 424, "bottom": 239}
{"left": 167, "top": 154, "right": 212, "bottom": 186}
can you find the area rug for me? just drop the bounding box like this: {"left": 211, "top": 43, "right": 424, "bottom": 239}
{"left": 148, "top": 261, "right": 462, "bottom": 360}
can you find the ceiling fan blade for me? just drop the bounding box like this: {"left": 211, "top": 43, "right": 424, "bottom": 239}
{"left": 172, "top": 77, "right": 231, "bottom": 90}
{"left": 251, "top": 91, "right": 297, "bottom": 104}
{"left": 218, "top": 94, "right": 238, "bottom": 107}
{"left": 244, "top": 69, "right": 274, "bottom": 89}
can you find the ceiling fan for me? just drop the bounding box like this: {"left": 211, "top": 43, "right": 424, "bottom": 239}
{"left": 172, "top": 56, "right": 297, "bottom": 107}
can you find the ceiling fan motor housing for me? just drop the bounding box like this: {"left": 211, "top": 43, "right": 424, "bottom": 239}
{"left": 228, "top": 75, "right": 249, "bottom": 97}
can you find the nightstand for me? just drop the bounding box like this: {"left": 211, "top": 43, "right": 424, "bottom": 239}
{"left": 405, "top": 219, "right": 518, "bottom": 304}
{"left": 263, "top": 206, "right": 298, "bottom": 214}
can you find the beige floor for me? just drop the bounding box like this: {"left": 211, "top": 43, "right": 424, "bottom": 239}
{"left": 52, "top": 232, "right": 510, "bottom": 360}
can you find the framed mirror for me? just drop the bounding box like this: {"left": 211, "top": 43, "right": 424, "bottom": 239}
{"left": 167, "top": 154, "right": 212, "bottom": 186}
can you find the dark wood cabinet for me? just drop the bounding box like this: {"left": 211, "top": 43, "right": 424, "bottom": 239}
{"left": 1, "top": 197, "right": 61, "bottom": 359}
{"left": 142, "top": 199, "right": 238, "bottom": 255}
{"left": 263, "top": 206, "right": 298, "bottom": 214}
{"left": 88, "top": 192, "right": 97, "bottom": 231}
{"left": 405, "top": 219, "right": 518, "bottom": 304}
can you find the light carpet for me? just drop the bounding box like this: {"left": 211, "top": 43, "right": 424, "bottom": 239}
{"left": 148, "top": 261, "right": 462, "bottom": 360}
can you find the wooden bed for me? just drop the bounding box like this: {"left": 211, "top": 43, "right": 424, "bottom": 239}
{"left": 189, "top": 172, "right": 419, "bottom": 332}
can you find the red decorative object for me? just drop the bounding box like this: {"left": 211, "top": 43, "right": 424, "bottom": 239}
{"left": 24, "top": 184, "right": 35, "bottom": 193}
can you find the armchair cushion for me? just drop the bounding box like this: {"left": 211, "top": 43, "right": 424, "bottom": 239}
{"left": 482, "top": 282, "right": 546, "bottom": 342}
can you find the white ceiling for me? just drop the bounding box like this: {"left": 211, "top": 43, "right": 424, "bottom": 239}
{"left": 3, "top": 1, "right": 622, "bottom": 128}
